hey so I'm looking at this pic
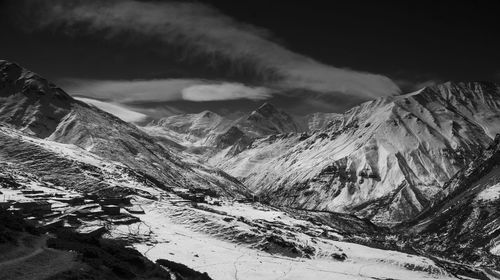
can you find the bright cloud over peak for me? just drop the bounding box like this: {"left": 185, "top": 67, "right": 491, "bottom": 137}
{"left": 182, "top": 83, "right": 271, "bottom": 101}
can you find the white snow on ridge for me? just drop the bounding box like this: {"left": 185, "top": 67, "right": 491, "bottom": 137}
{"left": 490, "top": 243, "right": 500, "bottom": 256}
{"left": 0, "top": 125, "right": 163, "bottom": 197}
{"left": 476, "top": 183, "right": 500, "bottom": 202}
{"left": 0, "top": 124, "right": 121, "bottom": 168}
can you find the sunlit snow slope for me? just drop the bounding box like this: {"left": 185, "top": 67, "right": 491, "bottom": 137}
{"left": 213, "top": 82, "right": 500, "bottom": 224}
{"left": 0, "top": 60, "right": 249, "bottom": 198}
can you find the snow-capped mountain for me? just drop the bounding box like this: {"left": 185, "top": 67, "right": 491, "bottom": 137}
{"left": 0, "top": 60, "right": 249, "bottom": 198}
{"left": 2, "top": 60, "right": 500, "bottom": 279}
{"left": 143, "top": 110, "right": 235, "bottom": 148}
{"left": 211, "top": 82, "right": 500, "bottom": 224}
{"left": 143, "top": 102, "right": 302, "bottom": 152}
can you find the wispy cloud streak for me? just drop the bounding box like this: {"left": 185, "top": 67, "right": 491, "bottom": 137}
{"left": 62, "top": 78, "right": 271, "bottom": 102}
{"left": 16, "top": 0, "right": 400, "bottom": 101}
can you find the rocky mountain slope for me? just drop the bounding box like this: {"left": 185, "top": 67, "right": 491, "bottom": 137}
{"left": 143, "top": 104, "right": 341, "bottom": 152}
{"left": 236, "top": 102, "right": 301, "bottom": 137}
{"left": 298, "top": 112, "right": 343, "bottom": 131}
{"left": 400, "top": 134, "right": 500, "bottom": 268}
{"left": 210, "top": 82, "right": 500, "bottom": 224}
{"left": 0, "top": 60, "right": 249, "bottom": 198}
{"left": 144, "top": 110, "right": 233, "bottom": 148}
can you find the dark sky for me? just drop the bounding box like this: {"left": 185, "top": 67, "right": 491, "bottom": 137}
{"left": 201, "top": 0, "right": 500, "bottom": 85}
{"left": 0, "top": 0, "right": 499, "bottom": 119}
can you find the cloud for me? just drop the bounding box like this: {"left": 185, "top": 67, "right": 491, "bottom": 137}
{"left": 75, "top": 97, "right": 148, "bottom": 123}
{"left": 62, "top": 78, "right": 271, "bottom": 103}
{"left": 61, "top": 78, "right": 195, "bottom": 102}
{"left": 14, "top": 0, "right": 400, "bottom": 100}
{"left": 182, "top": 83, "right": 271, "bottom": 101}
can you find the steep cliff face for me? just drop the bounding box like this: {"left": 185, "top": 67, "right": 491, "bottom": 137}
{"left": 213, "top": 82, "right": 500, "bottom": 224}
{"left": 0, "top": 60, "right": 249, "bottom": 198}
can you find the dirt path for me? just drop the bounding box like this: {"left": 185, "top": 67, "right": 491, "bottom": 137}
{"left": 0, "top": 234, "right": 77, "bottom": 280}
{"left": 0, "top": 247, "right": 45, "bottom": 267}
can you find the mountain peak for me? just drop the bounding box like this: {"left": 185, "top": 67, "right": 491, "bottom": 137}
{"left": 257, "top": 102, "right": 276, "bottom": 110}
{"left": 0, "top": 60, "right": 22, "bottom": 78}
{"left": 417, "top": 80, "right": 499, "bottom": 95}
{"left": 0, "top": 60, "right": 72, "bottom": 102}
{"left": 258, "top": 102, "right": 275, "bottom": 109}
{"left": 238, "top": 102, "right": 301, "bottom": 137}
{"left": 0, "top": 60, "right": 76, "bottom": 137}
{"left": 251, "top": 102, "right": 280, "bottom": 118}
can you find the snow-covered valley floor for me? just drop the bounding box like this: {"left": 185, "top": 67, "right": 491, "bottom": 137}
{"left": 112, "top": 197, "right": 456, "bottom": 280}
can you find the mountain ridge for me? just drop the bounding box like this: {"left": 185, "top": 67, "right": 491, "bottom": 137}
{"left": 0, "top": 59, "right": 250, "bottom": 198}
{"left": 397, "top": 133, "right": 500, "bottom": 267}
{"left": 208, "top": 81, "right": 500, "bottom": 224}
{"left": 2, "top": 59, "right": 500, "bottom": 278}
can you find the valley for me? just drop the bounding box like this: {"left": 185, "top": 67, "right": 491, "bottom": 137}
{"left": 0, "top": 60, "right": 499, "bottom": 279}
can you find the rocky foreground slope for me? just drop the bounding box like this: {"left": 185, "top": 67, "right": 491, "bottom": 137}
{"left": 0, "top": 206, "right": 213, "bottom": 280}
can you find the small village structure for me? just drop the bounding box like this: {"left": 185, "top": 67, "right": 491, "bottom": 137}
{"left": 13, "top": 200, "right": 51, "bottom": 215}
{"left": 0, "top": 184, "right": 143, "bottom": 241}
{"left": 101, "top": 204, "right": 121, "bottom": 215}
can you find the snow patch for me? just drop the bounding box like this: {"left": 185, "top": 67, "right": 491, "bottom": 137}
{"left": 475, "top": 183, "right": 500, "bottom": 202}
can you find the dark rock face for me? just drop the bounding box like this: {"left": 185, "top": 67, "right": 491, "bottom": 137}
{"left": 213, "top": 126, "right": 254, "bottom": 157}
{"left": 238, "top": 102, "right": 301, "bottom": 137}
{"left": 214, "top": 126, "right": 246, "bottom": 149}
